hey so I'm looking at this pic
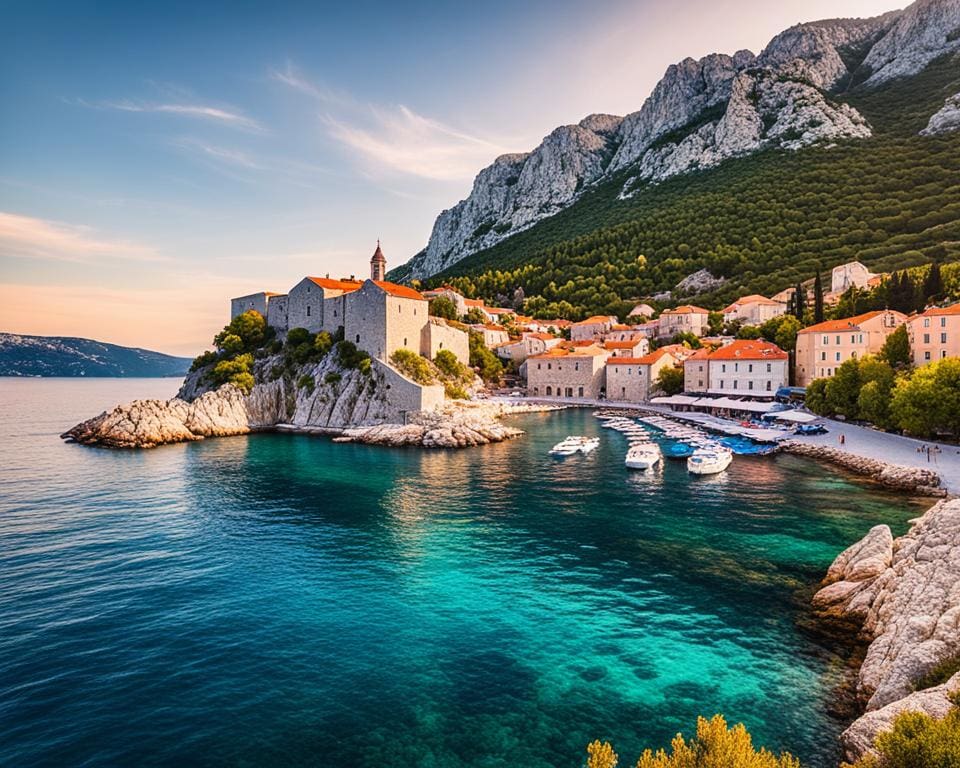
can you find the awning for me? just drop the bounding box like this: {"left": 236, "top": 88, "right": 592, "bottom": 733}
{"left": 773, "top": 410, "right": 819, "bottom": 423}
{"left": 699, "top": 397, "right": 776, "bottom": 413}
{"left": 651, "top": 395, "right": 700, "bottom": 405}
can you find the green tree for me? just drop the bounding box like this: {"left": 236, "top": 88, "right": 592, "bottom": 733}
{"left": 922, "top": 261, "right": 944, "bottom": 304}
{"left": 825, "top": 358, "right": 862, "bottom": 419}
{"left": 656, "top": 365, "right": 685, "bottom": 395}
{"left": 429, "top": 296, "right": 458, "bottom": 320}
{"left": 759, "top": 315, "right": 801, "bottom": 352}
{"left": 813, "top": 271, "right": 825, "bottom": 323}
{"left": 856, "top": 357, "right": 896, "bottom": 429}
{"left": 879, "top": 325, "right": 911, "bottom": 369}
{"left": 390, "top": 349, "right": 436, "bottom": 385}
{"left": 670, "top": 331, "right": 702, "bottom": 348}
{"left": 890, "top": 358, "right": 960, "bottom": 438}
{"left": 313, "top": 331, "right": 333, "bottom": 358}
{"left": 793, "top": 284, "right": 806, "bottom": 321}
{"left": 214, "top": 310, "right": 268, "bottom": 352}
{"left": 736, "top": 325, "right": 763, "bottom": 340}
{"left": 805, "top": 378, "right": 830, "bottom": 415}
{"left": 707, "top": 311, "right": 725, "bottom": 335}
{"left": 468, "top": 331, "right": 503, "bottom": 383}
{"left": 463, "top": 307, "right": 488, "bottom": 325}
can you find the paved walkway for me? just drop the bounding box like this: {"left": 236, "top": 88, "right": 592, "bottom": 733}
{"left": 491, "top": 395, "right": 960, "bottom": 494}
{"left": 790, "top": 418, "right": 960, "bottom": 494}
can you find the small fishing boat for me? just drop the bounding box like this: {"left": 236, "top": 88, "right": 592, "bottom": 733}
{"left": 550, "top": 436, "right": 600, "bottom": 456}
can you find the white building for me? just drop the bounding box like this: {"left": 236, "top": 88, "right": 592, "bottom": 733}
{"left": 706, "top": 339, "right": 788, "bottom": 397}
{"left": 831, "top": 261, "right": 877, "bottom": 294}
{"left": 721, "top": 295, "right": 786, "bottom": 326}
{"left": 657, "top": 305, "right": 710, "bottom": 339}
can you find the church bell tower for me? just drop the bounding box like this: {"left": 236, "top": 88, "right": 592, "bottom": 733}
{"left": 370, "top": 240, "right": 386, "bottom": 281}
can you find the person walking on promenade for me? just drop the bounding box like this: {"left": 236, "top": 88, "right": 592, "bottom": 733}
{"left": 839, "top": 433, "right": 846, "bottom": 448}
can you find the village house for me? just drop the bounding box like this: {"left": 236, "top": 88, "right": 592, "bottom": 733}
{"left": 603, "top": 338, "right": 649, "bottom": 358}
{"left": 526, "top": 344, "right": 610, "bottom": 399}
{"left": 604, "top": 327, "right": 648, "bottom": 343}
{"left": 832, "top": 261, "right": 877, "bottom": 294}
{"left": 471, "top": 323, "right": 510, "bottom": 348}
{"left": 570, "top": 315, "right": 618, "bottom": 341}
{"left": 705, "top": 339, "right": 788, "bottom": 397}
{"left": 657, "top": 305, "right": 710, "bottom": 339}
{"left": 907, "top": 302, "right": 960, "bottom": 366}
{"left": 230, "top": 291, "right": 283, "bottom": 320}
{"left": 605, "top": 349, "right": 680, "bottom": 403}
{"left": 721, "top": 295, "right": 786, "bottom": 326}
{"left": 422, "top": 286, "right": 470, "bottom": 317}
{"left": 795, "top": 309, "right": 908, "bottom": 387}
{"left": 495, "top": 333, "right": 560, "bottom": 364}
{"left": 627, "top": 303, "right": 656, "bottom": 319}
{"left": 683, "top": 348, "right": 711, "bottom": 394}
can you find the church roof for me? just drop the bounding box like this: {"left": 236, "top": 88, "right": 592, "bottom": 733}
{"left": 371, "top": 240, "right": 387, "bottom": 263}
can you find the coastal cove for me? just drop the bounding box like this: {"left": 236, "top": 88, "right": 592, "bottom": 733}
{"left": 0, "top": 378, "right": 934, "bottom": 767}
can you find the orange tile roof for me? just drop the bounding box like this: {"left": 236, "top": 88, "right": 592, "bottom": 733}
{"left": 525, "top": 332, "right": 556, "bottom": 341}
{"left": 661, "top": 305, "right": 709, "bottom": 315}
{"left": 464, "top": 298, "right": 486, "bottom": 308}
{"left": 530, "top": 344, "right": 608, "bottom": 359}
{"left": 610, "top": 324, "right": 631, "bottom": 331}
{"left": 798, "top": 310, "right": 886, "bottom": 334}
{"left": 604, "top": 340, "right": 643, "bottom": 349}
{"left": 573, "top": 315, "right": 615, "bottom": 326}
{"left": 685, "top": 348, "right": 711, "bottom": 360}
{"left": 607, "top": 349, "right": 677, "bottom": 366}
{"left": 706, "top": 339, "right": 787, "bottom": 361}
{"left": 482, "top": 323, "right": 507, "bottom": 331}
{"left": 543, "top": 319, "right": 572, "bottom": 327}
{"left": 921, "top": 303, "right": 960, "bottom": 317}
{"left": 307, "top": 276, "right": 364, "bottom": 293}
{"left": 372, "top": 280, "right": 425, "bottom": 300}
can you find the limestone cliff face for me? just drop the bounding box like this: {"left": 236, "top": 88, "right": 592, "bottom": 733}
{"left": 813, "top": 498, "right": 960, "bottom": 760}
{"left": 921, "top": 91, "right": 960, "bottom": 134}
{"left": 401, "top": 0, "right": 960, "bottom": 281}
{"left": 863, "top": 0, "right": 960, "bottom": 85}
{"left": 409, "top": 115, "right": 622, "bottom": 278}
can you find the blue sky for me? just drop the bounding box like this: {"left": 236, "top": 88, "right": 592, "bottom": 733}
{"left": 1, "top": 0, "right": 903, "bottom": 353}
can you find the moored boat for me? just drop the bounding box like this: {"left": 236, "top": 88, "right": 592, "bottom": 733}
{"left": 687, "top": 446, "right": 733, "bottom": 475}
{"left": 625, "top": 443, "right": 661, "bottom": 470}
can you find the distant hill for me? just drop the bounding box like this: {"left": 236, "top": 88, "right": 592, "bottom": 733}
{"left": 0, "top": 334, "right": 192, "bottom": 377}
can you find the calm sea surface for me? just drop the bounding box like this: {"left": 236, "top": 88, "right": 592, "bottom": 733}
{"left": 0, "top": 378, "right": 928, "bottom": 768}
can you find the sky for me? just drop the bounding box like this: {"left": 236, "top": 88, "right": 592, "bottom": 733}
{"left": 0, "top": 0, "right": 906, "bottom": 355}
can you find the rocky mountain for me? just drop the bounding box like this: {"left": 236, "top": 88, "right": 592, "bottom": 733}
{"left": 922, "top": 90, "right": 960, "bottom": 133}
{"left": 395, "top": 0, "right": 960, "bottom": 282}
{"left": 0, "top": 333, "right": 191, "bottom": 377}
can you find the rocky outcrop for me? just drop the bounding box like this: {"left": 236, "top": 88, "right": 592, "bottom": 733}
{"left": 813, "top": 499, "right": 960, "bottom": 760}
{"left": 781, "top": 441, "right": 945, "bottom": 495}
{"left": 675, "top": 269, "right": 726, "bottom": 295}
{"left": 921, "top": 91, "right": 960, "bottom": 134}
{"left": 408, "top": 115, "right": 622, "bottom": 279}
{"left": 863, "top": 0, "right": 960, "bottom": 85}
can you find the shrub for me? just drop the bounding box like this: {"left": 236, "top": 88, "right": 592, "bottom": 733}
{"left": 214, "top": 310, "right": 268, "bottom": 353}
{"left": 358, "top": 357, "right": 372, "bottom": 376}
{"left": 268, "top": 339, "right": 283, "bottom": 354}
{"left": 463, "top": 307, "right": 488, "bottom": 324}
{"left": 444, "top": 383, "right": 469, "bottom": 399}
{"left": 313, "top": 331, "right": 333, "bottom": 358}
{"left": 190, "top": 350, "right": 219, "bottom": 372}
{"left": 336, "top": 341, "right": 370, "bottom": 370}
{"left": 218, "top": 333, "right": 245, "bottom": 356}
{"left": 286, "top": 327, "right": 313, "bottom": 347}
{"left": 429, "top": 296, "right": 458, "bottom": 320}
{"left": 468, "top": 331, "right": 503, "bottom": 383}
{"left": 230, "top": 372, "right": 255, "bottom": 394}
{"left": 324, "top": 372, "right": 342, "bottom": 385}
{"left": 914, "top": 654, "right": 960, "bottom": 692}
{"left": 296, "top": 373, "right": 315, "bottom": 394}
{"left": 590, "top": 714, "right": 800, "bottom": 768}
{"left": 390, "top": 349, "right": 436, "bottom": 385}
{"left": 209, "top": 353, "right": 255, "bottom": 393}
{"left": 656, "top": 365, "right": 685, "bottom": 396}
{"left": 434, "top": 349, "right": 468, "bottom": 379}
{"left": 843, "top": 692, "right": 960, "bottom": 768}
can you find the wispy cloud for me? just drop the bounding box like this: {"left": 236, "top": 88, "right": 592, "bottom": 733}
{"left": 170, "top": 138, "right": 263, "bottom": 170}
{"left": 272, "top": 62, "right": 511, "bottom": 182}
{"left": 0, "top": 211, "right": 160, "bottom": 263}
{"left": 324, "top": 105, "right": 510, "bottom": 181}
{"left": 76, "top": 97, "right": 264, "bottom": 132}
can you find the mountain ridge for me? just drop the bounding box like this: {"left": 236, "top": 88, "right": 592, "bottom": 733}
{"left": 393, "top": 0, "right": 960, "bottom": 283}
{"left": 0, "top": 333, "right": 192, "bottom": 378}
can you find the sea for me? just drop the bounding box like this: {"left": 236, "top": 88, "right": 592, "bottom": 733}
{"left": 0, "top": 377, "right": 928, "bottom": 767}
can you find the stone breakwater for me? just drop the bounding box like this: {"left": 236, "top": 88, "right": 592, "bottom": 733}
{"left": 813, "top": 498, "right": 960, "bottom": 761}
{"left": 781, "top": 440, "right": 946, "bottom": 496}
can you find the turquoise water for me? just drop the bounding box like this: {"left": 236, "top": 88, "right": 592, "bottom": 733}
{"left": 0, "top": 378, "right": 927, "bottom": 767}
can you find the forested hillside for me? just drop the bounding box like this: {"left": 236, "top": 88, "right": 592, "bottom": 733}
{"left": 410, "top": 55, "right": 960, "bottom": 319}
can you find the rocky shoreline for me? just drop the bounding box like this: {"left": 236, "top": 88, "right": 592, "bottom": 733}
{"left": 781, "top": 440, "right": 946, "bottom": 496}
{"left": 813, "top": 498, "right": 960, "bottom": 762}
{"left": 60, "top": 380, "right": 561, "bottom": 450}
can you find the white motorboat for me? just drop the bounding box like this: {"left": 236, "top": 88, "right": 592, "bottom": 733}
{"left": 550, "top": 436, "right": 600, "bottom": 456}
{"left": 625, "top": 443, "right": 661, "bottom": 470}
{"left": 687, "top": 446, "right": 733, "bottom": 475}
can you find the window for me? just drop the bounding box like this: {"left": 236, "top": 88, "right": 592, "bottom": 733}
{"left": 306, "top": 305, "right": 311, "bottom": 317}
{"left": 733, "top": 380, "right": 738, "bottom": 389}
{"left": 719, "top": 380, "right": 724, "bottom": 389}
{"left": 766, "top": 363, "right": 771, "bottom": 373}
{"left": 578, "top": 386, "right": 584, "bottom": 397}
{"left": 439, "top": 342, "right": 443, "bottom": 349}
{"left": 621, "top": 387, "right": 626, "bottom": 396}
{"left": 334, "top": 310, "right": 337, "bottom": 318}
{"left": 941, "top": 317, "right": 946, "bottom": 327}
{"left": 355, "top": 334, "right": 360, "bottom": 343}
{"left": 766, "top": 381, "right": 772, "bottom": 391}
{"left": 943, "top": 350, "right": 948, "bottom": 358}
{"left": 398, "top": 305, "right": 401, "bottom": 313}
{"left": 748, "top": 381, "right": 753, "bottom": 390}
{"left": 859, "top": 334, "right": 863, "bottom": 343}
{"left": 748, "top": 364, "right": 753, "bottom": 373}
{"left": 565, "top": 387, "right": 573, "bottom": 397}
{"left": 851, "top": 351, "right": 857, "bottom": 359}
{"left": 835, "top": 352, "right": 841, "bottom": 362}
{"left": 925, "top": 351, "right": 931, "bottom": 361}
{"left": 735, "top": 363, "right": 739, "bottom": 372}
{"left": 722, "top": 364, "right": 727, "bottom": 373}
{"left": 403, "top": 337, "right": 408, "bottom": 346}
{"left": 547, "top": 363, "right": 552, "bottom": 370}
{"left": 823, "top": 335, "right": 829, "bottom": 345}
{"left": 924, "top": 333, "right": 930, "bottom": 344}
{"left": 835, "top": 335, "right": 840, "bottom": 345}
{"left": 537, "top": 363, "right": 541, "bottom": 370}
{"left": 574, "top": 362, "right": 580, "bottom": 371}
{"left": 821, "top": 352, "right": 826, "bottom": 361}
{"left": 851, "top": 335, "right": 856, "bottom": 344}
{"left": 941, "top": 333, "right": 948, "bottom": 344}
{"left": 533, "top": 387, "right": 539, "bottom": 395}
{"left": 546, "top": 386, "right": 552, "bottom": 396}
{"left": 924, "top": 318, "right": 930, "bottom": 328}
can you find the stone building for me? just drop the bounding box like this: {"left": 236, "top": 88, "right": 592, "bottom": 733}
{"left": 471, "top": 324, "right": 510, "bottom": 348}
{"left": 603, "top": 339, "right": 649, "bottom": 358}
{"left": 266, "top": 294, "right": 289, "bottom": 331}
{"left": 683, "top": 348, "right": 711, "bottom": 394}
{"left": 370, "top": 240, "right": 387, "bottom": 281}
{"left": 605, "top": 349, "right": 680, "bottom": 403}
{"left": 627, "top": 303, "right": 655, "bottom": 319}
{"left": 343, "top": 279, "right": 427, "bottom": 361}
{"left": 831, "top": 261, "right": 876, "bottom": 294}
{"left": 421, "top": 317, "right": 470, "bottom": 363}
{"left": 795, "top": 309, "right": 907, "bottom": 387}
{"left": 286, "top": 276, "right": 363, "bottom": 334}
{"left": 231, "top": 291, "right": 281, "bottom": 320}
{"left": 907, "top": 302, "right": 960, "bottom": 366}
{"left": 706, "top": 339, "right": 788, "bottom": 397}
{"left": 570, "top": 315, "right": 617, "bottom": 342}
{"left": 721, "top": 295, "right": 786, "bottom": 326}
{"left": 526, "top": 344, "right": 610, "bottom": 399}
{"left": 495, "top": 333, "right": 560, "bottom": 364}
{"left": 657, "top": 305, "right": 710, "bottom": 339}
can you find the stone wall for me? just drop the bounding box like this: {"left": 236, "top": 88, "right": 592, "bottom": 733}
{"left": 421, "top": 319, "right": 470, "bottom": 366}
{"left": 266, "top": 294, "right": 289, "bottom": 332}
{"left": 231, "top": 293, "right": 269, "bottom": 320}
{"left": 526, "top": 353, "right": 607, "bottom": 398}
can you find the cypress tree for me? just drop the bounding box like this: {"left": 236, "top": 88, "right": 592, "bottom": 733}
{"left": 923, "top": 262, "right": 944, "bottom": 304}
{"left": 793, "top": 283, "right": 806, "bottom": 320}
{"left": 813, "top": 270, "right": 825, "bottom": 323}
